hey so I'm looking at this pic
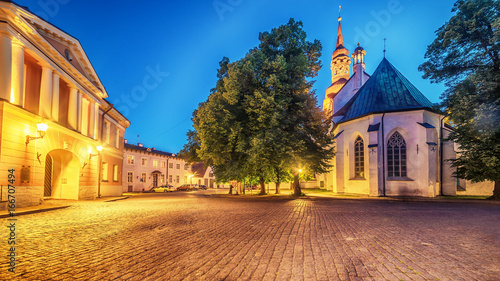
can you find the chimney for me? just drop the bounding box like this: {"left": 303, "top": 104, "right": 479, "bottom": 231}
{"left": 138, "top": 143, "right": 143, "bottom": 147}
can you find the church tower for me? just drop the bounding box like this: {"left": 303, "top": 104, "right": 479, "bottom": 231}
{"left": 323, "top": 11, "right": 351, "bottom": 117}
{"left": 352, "top": 43, "right": 367, "bottom": 92}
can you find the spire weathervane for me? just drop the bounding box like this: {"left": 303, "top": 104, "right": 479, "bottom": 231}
{"left": 338, "top": 5, "right": 342, "bottom": 21}
{"left": 383, "top": 38, "right": 387, "bottom": 58}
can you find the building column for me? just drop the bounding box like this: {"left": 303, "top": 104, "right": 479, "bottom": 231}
{"left": 81, "top": 98, "right": 89, "bottom": 136}
{"left": 11, "top": 40, "right": 24, "bottom": 106}
{"left": 89, "top": 101, "right": 96, "bottom": 139}
{"left": 94, "top": 103, "right": 99, "bottom": 140}
{"left": 39, "top": 65, "right": 53, "bottom": 118}
{"left": 0, "top": 33, "right": 12, "bottom": 101}
{"left": 77, "top": 91, "right": 83, "bottom": 132}
{"left": 51, "top": 73, "right": 60, "bottom": 122}
{"left": 68, "top": 86, "right": 78, "bottom": 130}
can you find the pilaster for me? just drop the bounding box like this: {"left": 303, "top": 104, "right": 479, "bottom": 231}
{"left": 39, "top": 65, "right": 53, "bottom": 119}
{"left": 11, "top": 39, "right": 24, "bottom": 106}
{"left": 0, "top": 33, "right": 12, "bottom": 101}
{"left": 68, "top": 86, "right": 78, "bottom": 130}
{"left": 51, "top": 73, "right": 60, "bottom": 122}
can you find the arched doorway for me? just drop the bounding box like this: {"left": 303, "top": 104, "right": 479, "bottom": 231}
{"left": 44, "top": 150, "right": 80, "bottom": 200}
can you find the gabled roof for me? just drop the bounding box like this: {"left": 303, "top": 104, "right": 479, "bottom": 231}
{"left": 124, "top": 143, "right": 176, "bottom": 157}
{"left": 0, "top": 0, "right": 109, "bottom": 99}
{"left": 334, "top": 58, "right": 434, "bottom": 123}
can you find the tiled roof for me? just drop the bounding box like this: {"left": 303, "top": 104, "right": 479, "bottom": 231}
{"left": 334, "top": 58, "right": 434, "bottom": 123}
{"left": 124, "top": 143, "right": 176, "bottom": 157}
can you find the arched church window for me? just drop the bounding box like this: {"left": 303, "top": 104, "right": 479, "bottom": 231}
{"left": 387, "top": 132, "right": 407, "bottom": 178}
{"left": 354, "top": 136, "right": 364, "bottom": 178}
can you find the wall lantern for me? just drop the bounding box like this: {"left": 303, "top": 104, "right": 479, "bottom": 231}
{"left": 90, "top": 145, "right": 103, "bottom": 159}
{"left": 26, "top": 122, "right": 48, "bottom": 145}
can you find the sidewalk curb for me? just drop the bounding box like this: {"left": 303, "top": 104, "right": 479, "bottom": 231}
{"left": 0, "top": 206, "right": 71, "bottom": 219}
{"left": 104, "top": 197, "right": 129, "bottom": 202}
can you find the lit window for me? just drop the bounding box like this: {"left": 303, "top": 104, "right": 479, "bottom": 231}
{"left": 387, "top": 132, "right": 407, "bottom": 178}
{"left": 141, "top": 173, "right": 147, "bottom": 183}
{"left": 354, "top": 136, "right": 365, "bottom": 178}
{"left": 142, "top": 158, "right": 148, "bottom": 166}
{"left": 101, "top": 162, "right": 108, "bottom": 181}
{"left": 127, "top": 172, "right": 133, "bottom": 183}
{"left": 113, "top": 165, "right": 118, "bottom": 182}
{"left": 160, "top": 174, "right": 165, "bottom": 183}
{"left": 153, "top": 160, "right": 158, "bottom": 167}
{"left": 161, "top": 161, "right": 166, "bottom": 168}
{"left": 127, "top": 155, "right": 134, "bottom": 165}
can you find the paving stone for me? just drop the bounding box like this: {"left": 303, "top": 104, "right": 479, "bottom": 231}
{"left": 0, "top": 193, "right": 499, "bottom": 280}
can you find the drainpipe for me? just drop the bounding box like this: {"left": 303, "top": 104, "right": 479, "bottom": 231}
{"left": 381, "top": 113, "right": 386, "bottom": 197}
{"left": 98, "top": 105, "right": 114, "bottom": 198}
{"left": 439, "top": 115, "right": 446, "bottom": 196}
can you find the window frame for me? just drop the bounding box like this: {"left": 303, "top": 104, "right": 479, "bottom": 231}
{"left": 354, "top": 136, "right": 365, "bottom": 179}
{"left": 387, "top": 131, "right": 408, "bottom": 179}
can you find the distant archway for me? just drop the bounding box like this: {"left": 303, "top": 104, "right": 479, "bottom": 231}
{"left": 44, "top": 150, "right": 80, "bottom": 200}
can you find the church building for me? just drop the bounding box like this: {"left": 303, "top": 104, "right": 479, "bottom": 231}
{"left": 318, "top": 15, "right": 493, "bottom": 197}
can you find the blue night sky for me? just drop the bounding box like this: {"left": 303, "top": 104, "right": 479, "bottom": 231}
{"left": 15, "top": 0, "right": 457, "bottom": 154}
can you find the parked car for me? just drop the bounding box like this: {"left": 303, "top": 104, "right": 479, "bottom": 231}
{"left": 177, "top": 184, "right": 194, "bottom": 191}
{"left": 199, "top": 185, "right": 207, "bottom": 190}
{"left": 151, "top": 185, "right": 174, "bottom": 193}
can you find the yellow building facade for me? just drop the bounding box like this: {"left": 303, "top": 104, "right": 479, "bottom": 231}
{"left": 0, "top": 1, "right": 129, "bottom": 207}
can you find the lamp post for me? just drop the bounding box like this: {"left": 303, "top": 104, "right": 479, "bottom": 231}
{"left": 95, "top": 145, "right": 103, "bottom": 198}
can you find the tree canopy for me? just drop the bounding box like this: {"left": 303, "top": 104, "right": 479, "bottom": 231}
{"left": 181, "top": 19, "right": 334, "bottom": 195}
{"left": 419, "top": 0, "right": 500, "bottom": 197}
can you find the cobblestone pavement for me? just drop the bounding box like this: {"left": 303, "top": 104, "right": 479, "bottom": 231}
{"left": 2, "top": 192, "right": 500, "bottom": 280}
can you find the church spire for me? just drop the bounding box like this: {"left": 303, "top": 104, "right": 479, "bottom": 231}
{"left": 336, "top": 6, "right": 344, "bottom": 48}
{"left": 323, "top": 5, "right": 352, "bottom": 116}
{"left": 330, "top": 5, "right": 351, "bottom": 84}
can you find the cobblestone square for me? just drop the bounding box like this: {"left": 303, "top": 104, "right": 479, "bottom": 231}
{"left": 2, "top": 193, "right": 500, "bottom": 280}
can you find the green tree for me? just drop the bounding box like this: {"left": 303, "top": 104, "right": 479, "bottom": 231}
{"left": 419, "top": 0, "right": 500, "bottom": 198}
{"left": 183, "top": 19, "right": 335, "bottom": 196}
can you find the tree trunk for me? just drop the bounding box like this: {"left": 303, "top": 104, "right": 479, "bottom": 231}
{"left": 229, "top": 185, "right": 233, "bottom": 195}
{"left": 242, "top": 179, "right": 246, "bottom": 195}
{"left": 275, "top": 173, "right": 281, "bottom": 194}
{"left": 293, "top": 173, "right": 301, "bottom": 196}
{"left": 260, "top": 176, "right": 266, "bottom": 195}
{"left": 492, "top": 181, "right": 500, "bottom": 199}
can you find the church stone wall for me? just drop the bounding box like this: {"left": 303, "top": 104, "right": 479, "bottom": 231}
{"left": 383, "top": 111, "right": 437, "bottom": 197}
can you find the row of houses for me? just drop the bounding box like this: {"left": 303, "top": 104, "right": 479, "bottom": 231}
{"left": 123, "top": 141, "right": 215, "bottom": 192}
{"left": 0, "top": 1, "right": 214, "bottom": 208}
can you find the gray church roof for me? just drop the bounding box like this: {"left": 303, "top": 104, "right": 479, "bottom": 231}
{"left": 334, "top": 58, "right": 434, "bottom": 123}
